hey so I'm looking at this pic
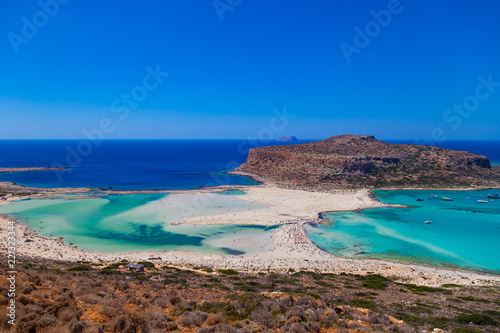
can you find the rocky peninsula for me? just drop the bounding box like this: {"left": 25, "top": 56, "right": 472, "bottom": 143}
{"left": 234, "top": 134, "right": 500, "bottom": 189}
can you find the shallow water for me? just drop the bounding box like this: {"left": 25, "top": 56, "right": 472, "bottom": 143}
{"left": 217, "top": 189, "right": 247, "bottom": 195}
{"left": 0, "top": 193, "right": 277, "bottom": 255}
{"left": 304, "top": 189, "right": 500, "bottom": 274}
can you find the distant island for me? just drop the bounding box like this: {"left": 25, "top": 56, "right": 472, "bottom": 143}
{"left": 0, "top": 166, "right": 68, "bottom": 173}
{"left": 275, "top": 136, "right": 298, "bottom": 142}
{"left": 235, "top": 134, "right": 500, "bottom": 189}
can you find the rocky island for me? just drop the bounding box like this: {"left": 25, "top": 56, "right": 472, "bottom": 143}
{"left": 234, "top": 134, "right": 500, "bottom": 189}
{"left": 275, "top": 136, "right": 298, "bottom": 142}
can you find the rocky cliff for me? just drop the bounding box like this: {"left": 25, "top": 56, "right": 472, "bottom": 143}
{"left": 234, "top": 134, "right": 500, "bottom": 188}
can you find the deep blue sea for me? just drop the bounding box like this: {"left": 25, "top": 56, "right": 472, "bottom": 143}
{"left": 0, "top": 139, "right": 498, "bottom": 190}
{"left": 0, "top": 140, "right": 307, "bottom": 190}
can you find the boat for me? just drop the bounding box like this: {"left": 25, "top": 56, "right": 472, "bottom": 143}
{"left": 487, "top": 192, "right": 500, "bottom": 199}
{"left": 430, "top": 195, "right": 438, "bottom": 199}
{"left": 477, "top": 200, "right": 488, "bottom": 203}
{"left": 441, "top": 196, "right": 453, "bottom": 201}
{"left": 466, "top": 197, "right": 470, "bottom": 200}
{"left": 416, "top": 198, "right": 424, "bottom": 202}
{"left": 425, "top": 220, "right": 432, "bottom": 224}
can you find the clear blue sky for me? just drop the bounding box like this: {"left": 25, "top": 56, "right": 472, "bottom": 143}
{"left": 1, "top": 0, "right": 499, "bottom": 140}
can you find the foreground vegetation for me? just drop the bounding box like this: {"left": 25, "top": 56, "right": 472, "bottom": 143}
{"left": 1, "top": 258, "right": 499, "bottom": 333}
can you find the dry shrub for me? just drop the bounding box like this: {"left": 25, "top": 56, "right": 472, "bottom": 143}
{"left": 58, "top": 307, "right": 83, "bottom": 322}
{"left": 168, "top": 295, "right": 182, "bottom": 305}
{"left": 144, "top": 309, "right": 172, "bottom": 322}
{"left": 46, "top": 300, "right": 71, "bottom": 316}
{"left": 151, "top": 295, "right": 169, "bottom": 307}
{"left": 31, "top": 290, "right": 46, "bottom": 299}
{"left": 53, "top": 293, "right": 72, "bottom": 303}
{"left": 352, "top": 328, "right": 369, "bottom": 333}
{"left": 24, "top": 304, "right": 45, "bottom": 315}
{"left": 0, "top": 308, "right": 14, "bottom": 332}
{"left": 286, "top": 306, "right": 306, "bottom": 320}
{"left": 79, "top": 294, "right": 101, "bottom": 305}
{"left": 106, "top": 315, "right": 135, "bottom": 333}
{"left": 164, "top": 321, "right": 178, "bottom": 331}
{"left": 99, "top": 306, "right": 118, "bottom": 318}
{"left": 196, "top": 311, "right": 209, "bottom": 322}
{"left": 205, "top": 313, "right": 227, "bottom": 326}
{"left": 27, "top": 273, "right": 42, "bottom": 286}
{"left": 398, "top": 325, "right": 416, "bottom": 333}
{"left": 16, "top": 313, "right": 57, "bottom": 333}
{"left": 210, "top": 323, "right": 236, "bottom": 333}
{"left": 68, "top": 319, "right": 89, "bottom": 333}
{"left": 251, "top": 307, "right": 275, "bottom": 328}
{"left": 20, "top": 283, "right": 37, "bottom": 295}
{"left": 178, "top": 311, "right": 204, "bottom": 327}
{"left": 375, "top": 314, "right": 393, "bottom": 327}
{"left": 284, "top": 322, "right": 307, "bottom": 333}
{"left": 81, "top": 323, "right": 105, "bottom": 333}
{"left": 18, "top": 294, "right": 34, "bottom": 305}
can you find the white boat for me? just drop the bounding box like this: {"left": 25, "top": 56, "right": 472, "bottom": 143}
{"left": 441, "top": 196, "right": 453, "bottom": 201}
{"left": 425, "top": 220, "right": 432, "bottom": 224}
{"left": 477, "top": 200, "right": 488, "bottom": 203}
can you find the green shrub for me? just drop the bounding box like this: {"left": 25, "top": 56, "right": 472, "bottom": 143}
{"left": 349, "top": 299, "right": 376, "bottom": 309}
{"left": 309, "top": 292, "right": 320, "bottom": 299}
{"left": 361, "top": 274, "right": 390, "bottom": 290}
{"left": 483, "top": 310, "right": 500, "bottom": 318}
{"left": 404, "top": 284, "right": 451, "bottom": 294}
{"left": 198, "top": 302, "right": 243, "bottom": 321}
{"left": 456, "top": 314, "right": 498, "bottom": 326}
{"left": 99, "top": 268, "right": 122, "bottom": 275}
{"left": 67, "top": 266, "right": 92, "bottom": 271}
{"left": 137, "top": 261, "right": 155, "bottom": 270}
{"left": 217, "top": 269, "right": 239, "bottom": 275}
{"left": 452, "top": 328, "right": 481, "bottom": 333}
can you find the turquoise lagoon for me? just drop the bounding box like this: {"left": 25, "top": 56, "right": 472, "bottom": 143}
{"left": 304, "top": 189, "right": 500, "bottom": 274}
{"left": 0, "top": 193, "right": 277, "bottom": 255}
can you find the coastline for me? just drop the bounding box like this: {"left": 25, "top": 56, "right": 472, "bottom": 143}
{"left": 2, "top": 182, "right": 500, "bottom": 287}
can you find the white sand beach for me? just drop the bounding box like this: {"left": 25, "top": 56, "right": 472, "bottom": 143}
{"left": 1, "top": 185, "right": 500, "bottom": 287}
